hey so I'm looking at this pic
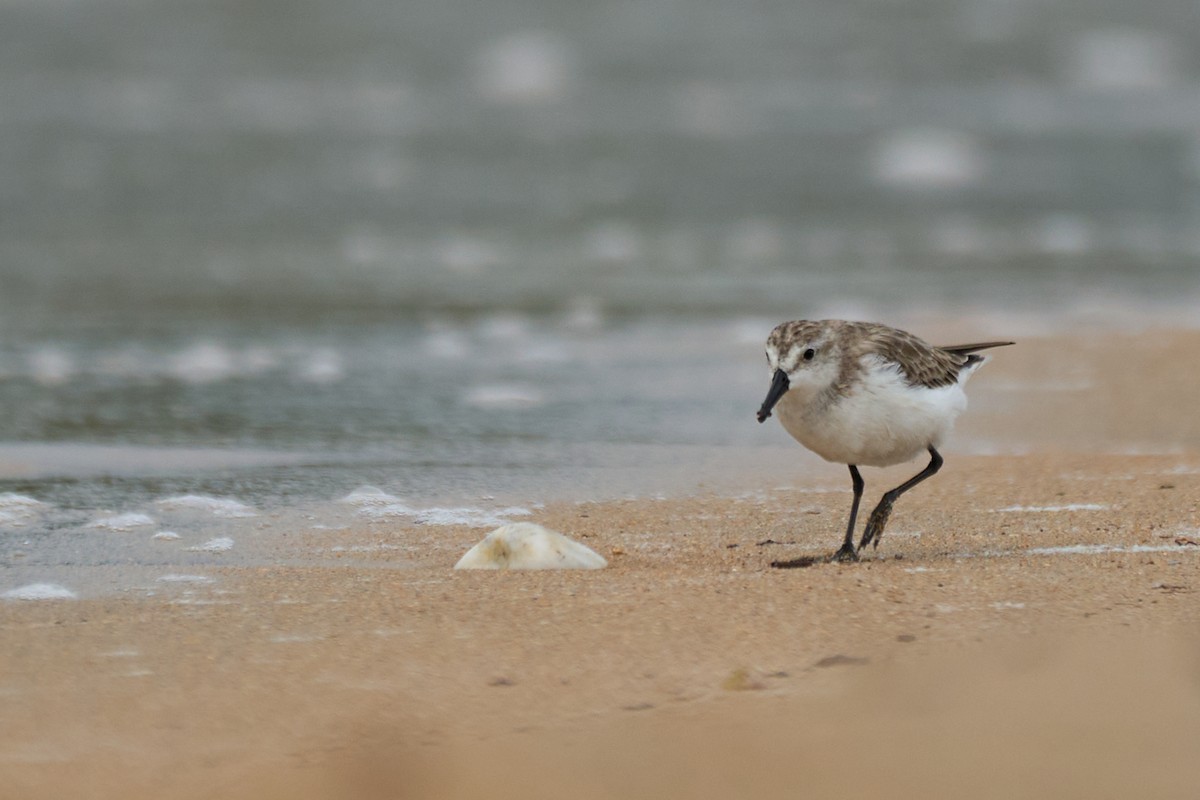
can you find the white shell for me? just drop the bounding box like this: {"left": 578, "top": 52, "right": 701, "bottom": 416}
{"left": 454, "top": 522, "right": 607, "bottom": 570}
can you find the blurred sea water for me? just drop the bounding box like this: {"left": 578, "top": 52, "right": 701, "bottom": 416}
{"left": 3, "top": 0, "right": 1200, "bottom": 318}
{"left": 2, "top": 0, "right": 1199, "bottom": 595}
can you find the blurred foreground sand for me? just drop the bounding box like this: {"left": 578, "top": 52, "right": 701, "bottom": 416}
{"left": 4, "top": 329, "right": 1200, "bottom": 799}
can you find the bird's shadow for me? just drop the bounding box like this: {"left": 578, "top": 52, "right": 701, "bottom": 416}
{"left": 769, "top": 555, "right": 827, "bottom": 569}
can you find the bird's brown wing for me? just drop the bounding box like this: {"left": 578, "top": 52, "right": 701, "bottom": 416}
{"left": 862, "top": 328, "right": 1013, "bottom": 389}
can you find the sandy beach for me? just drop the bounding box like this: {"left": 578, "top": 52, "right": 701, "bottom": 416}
{"left": 4, "top": 328, "right": 1200, "bottom": 799}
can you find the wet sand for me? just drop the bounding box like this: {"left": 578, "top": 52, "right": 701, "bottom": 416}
{"left": 4, "top": 329, "right": 1200, "bottom": 798}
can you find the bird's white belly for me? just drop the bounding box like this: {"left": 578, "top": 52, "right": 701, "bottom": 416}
{"left": 775, "top": 367, "right": 967, "bottom": 467}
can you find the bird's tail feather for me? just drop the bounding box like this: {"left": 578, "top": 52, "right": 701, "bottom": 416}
{"left": 939, "top": 341, "right": 1015, "bottom": 356}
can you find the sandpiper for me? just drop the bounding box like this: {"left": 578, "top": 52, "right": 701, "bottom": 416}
{"left": 756, "top": 320, "right": 1012, "bottom": 564}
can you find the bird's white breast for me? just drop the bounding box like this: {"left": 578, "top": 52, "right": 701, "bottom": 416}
{"left": 775, "top": 357, "right": 971, "bottom": 467}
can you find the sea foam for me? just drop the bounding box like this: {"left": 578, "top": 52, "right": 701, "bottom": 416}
{"left": 156, "top": 495, "right": 257, "bottom": 518}
{"left": 1026, "top": 543, "right": 1195, "bottom": 556}
{"left": 353, "top": 499, "right": 532, "bottom": 527}
{"left": 88, "top": 512, "right": 156, "bottom": 531}
{"left": 2, "top": 583, "right": 77, "bottom": 600}
{"left": 414, "top": 507, "right": 532, "bottom": 527}
{"left": 0, "top": 493, "right": 48, "bottom": 526}
{"left": 993, "top": 504, "right": 1109, "bottom": 513}
{"left": 156, "top": 574, "right": 213, "bottom": 584}
{"left": 462, "top": 384, "right": 545, "bottom": 409}
{"left": 189, "top": 537, "right": 234, "bottom": 553}
{"left": 339, "top": 486, "right": 404, "bottom": 507}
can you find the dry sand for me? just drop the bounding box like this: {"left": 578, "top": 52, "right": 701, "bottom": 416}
{"left": 4, "top": 329, "right": 1200, "bottom": 799}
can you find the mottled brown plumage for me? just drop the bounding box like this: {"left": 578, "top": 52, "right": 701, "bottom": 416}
{"left": 766, "top": 320, "right": 1012, "bottom": 391}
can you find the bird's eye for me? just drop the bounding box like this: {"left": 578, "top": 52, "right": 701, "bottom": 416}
{"left": 803, "top": 348, "right": 815, "bottom": 361}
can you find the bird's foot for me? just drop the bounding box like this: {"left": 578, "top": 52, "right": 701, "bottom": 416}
{"left": 858, "top": 500, "right": 894, "bottom": 551}
{"left": 829, "top": 544, "right": 860, "bottom": 563}
{"left": 770, "top": 542, "right": 862, "bottom": 568}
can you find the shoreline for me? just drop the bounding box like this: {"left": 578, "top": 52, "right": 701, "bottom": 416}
{"left": 4, "top": 451, "right": 1200, "bottom": 798}
{"left": 4, "top": 328, "right": 1200, "bottom": 797}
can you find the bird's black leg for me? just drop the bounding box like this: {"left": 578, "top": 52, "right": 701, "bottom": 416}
{"left": 830, "top": 465, "right": 864, "bottom": 562}
{"left": 858, "top": 446, "right": 943, "bottom": 552}
{"left": 771, "top": 465, "right": 863, "bottom": 569}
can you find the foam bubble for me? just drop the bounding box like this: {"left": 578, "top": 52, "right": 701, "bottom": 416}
{"left": 330, "top": 543, "right": 403, "bottom": 553}
{"left": 0, "top": 493, "right": 46, "bottom": 509}
{"left": 358, "top": 503, "right": 529, "bottom": 527}
{"left": 170, "top": 342, "right": 238, "bottom": 384}
{"left": 190, "top": 537, "right": 234, "bottom": 553}
{"left": 155, "top": 495, "right": 258, "bottom": 518}
{"left": 101, "top": 649, "right": 140, "bottom": 658}
{"left": 88, "top": 512, "right": 156, "bottom": 531}
{"left": 355, "top": 503, "right": 412, "bottom": 522}
{"left": 874, "top": 129, "right": 986, "bottom": 190}
{"left": 414, "top": 506, "right": 532, "bottom": 527}
{"left": 156, "top": 574, "right": 213, "bottom": 584}
{"left": 27, "top": 346, "right": 75, "bottom": 386}
{"left": 0, "top": 494, "right": 48, "bottom": 527}
{"left": 1026, "top": 543, "right": 1193, "bottom": 556}
{"left": 2, "top": 583, "right": 77, "bottom": 600}
{"left": 475, "top": 31, "right": 575, "bottom": 105}
{"left": 356, "top": 503, "right": 417, "bottom": 520}
{"left": 296, "top": 347, "right": 344, "bottom": 384}
{"left": 993, "top": 504, "right": 1109, "bottom": 513}
{"left": 462, "top": 384, "right": 545, "bottom": 409}
{"left": 1063, "top": 28, "right": 1182, "bottom": 91}
{"left": 152, "top": 531, "right": 181, "bottom": 540}
{"left": 340, "top": 486, "right": 404, "bottom": 506}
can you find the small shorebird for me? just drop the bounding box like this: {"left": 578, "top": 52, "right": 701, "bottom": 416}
{"left": 756, "top": 320, "right": 1012, "bottom": 564}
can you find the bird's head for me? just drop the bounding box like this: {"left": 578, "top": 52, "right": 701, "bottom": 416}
{"left": 756, "top": 320, "right": 842, "bottom": 423}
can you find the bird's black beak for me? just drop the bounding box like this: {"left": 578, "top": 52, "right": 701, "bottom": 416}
{"left": 756, "top": 369, "right": 789, "bottom": 423}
